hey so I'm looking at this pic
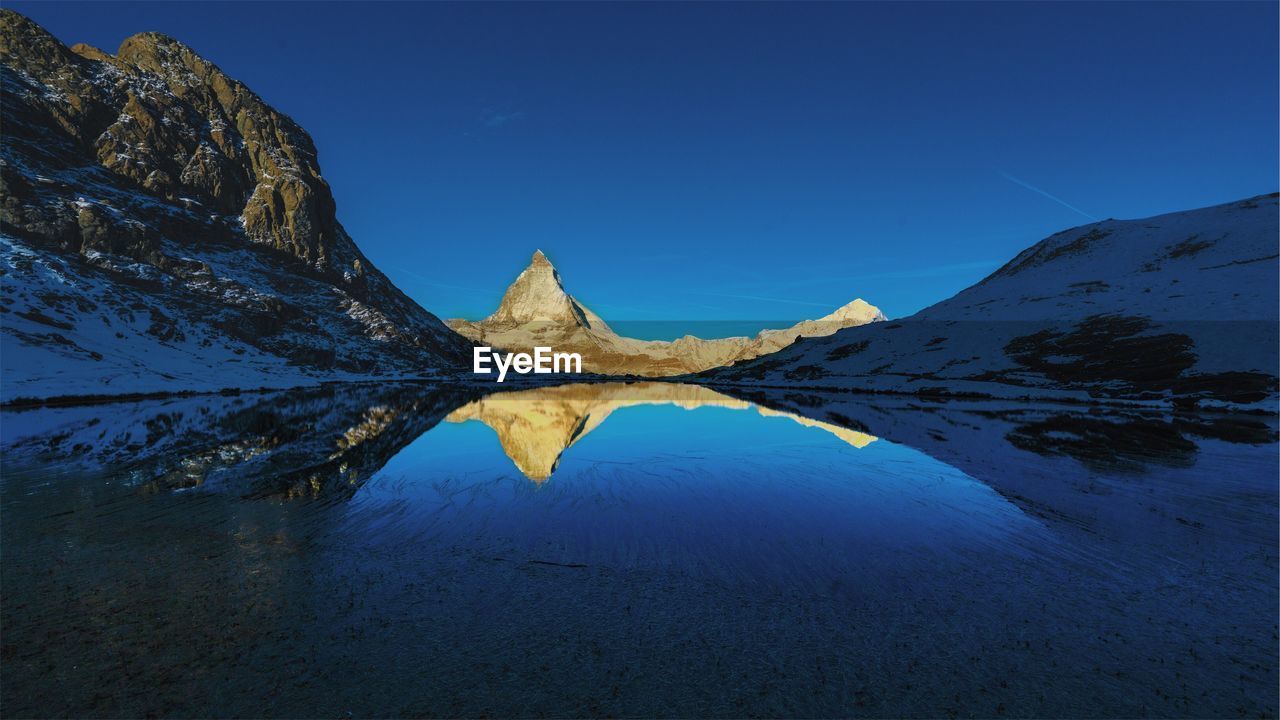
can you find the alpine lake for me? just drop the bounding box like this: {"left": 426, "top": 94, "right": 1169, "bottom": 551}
{"left": 2, "top": 381, "right": 1275, "bottom": 718}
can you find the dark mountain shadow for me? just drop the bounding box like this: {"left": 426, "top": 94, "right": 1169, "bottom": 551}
{"left": 1, "top": 383, "right": 489, "bottom": 502}
{"left": 2, "top": 380, "right": 878, "bottom": 500}
{"left": 1002, "top": 411, "right": 1273, "bottom": 473}
{"left": 5, "top": 380, "right": 1276, "bottom": 536}
{"left": 713, "top": 384, "right": 1278, "bottom": 543}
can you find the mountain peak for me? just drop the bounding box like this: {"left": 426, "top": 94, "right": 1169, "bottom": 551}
{"left": 471, "top": 248, "right": 594, "bottom": 327}
{"left": 0, "top": 10, "right": 82, "bottom": 71}
{"left": 449, "top": 251, "right": 884, "bottom": 375}
{"left": 116, "top": 30, "right": 200, "bottom": 70}
{"left": 122, "top": 30, "right": 187, "bottom": 50}
{"left": 68, "top": 43, "right": 112, "bottom": 62}
{"left": 0, "top": 11, "right": 471, "bottom": 399}
{"left": 823, "top": 298, "right": 888, "bottom": 323}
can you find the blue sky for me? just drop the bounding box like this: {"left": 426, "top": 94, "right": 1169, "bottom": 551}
{"left": 14, "top": 1, "right": 1278, "bottom": 329}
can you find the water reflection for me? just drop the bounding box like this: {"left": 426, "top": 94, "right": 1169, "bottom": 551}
{"left": 1, "top": 381, "right": 1276, "bottom": 717}
{"left": 2, "top": 380, "right": 1274, "bottom": 508}
{"left": 445, "top": 382, "right": 876, "bottom": 481}
{"left": 1, "top": 381, "right": 883, "bottom": 492}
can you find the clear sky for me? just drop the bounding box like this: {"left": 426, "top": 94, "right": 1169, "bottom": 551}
{"left": 13, "top": 1, "right": 1279, "bottom": 329}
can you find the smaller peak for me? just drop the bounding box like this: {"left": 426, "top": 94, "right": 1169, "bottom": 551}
{"left": 821, "top": 298, "right": 885, "bottom": 323}
{"left": 116, "top": 30, "right": 208, "bottom": 69}
{"left": 121, "top": 30, "right": 187, "bottom": 50}
{"left": 69, "top": 43, "right": 112, "bottom": 62}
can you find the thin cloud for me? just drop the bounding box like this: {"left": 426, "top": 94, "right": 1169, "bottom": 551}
{"left": 587, "top": 301, "right": 664, "bottom": 316}
{"left": 686, "top": 291, "right": 839, "bottom": 310}
{"left": 846, "top": 259, "right": 1004, "bottom": 282}
{"left": 999, "top": 170, "right": 1098, "bottom": 221}
{"left": 707, "top": 259, "right": 1005, "bottom": 293}
{"left": 393, "top": 268, "right": 493, "bottom": 294}
{"left": 483, "top": 109, "right": 527, "bottom": 128}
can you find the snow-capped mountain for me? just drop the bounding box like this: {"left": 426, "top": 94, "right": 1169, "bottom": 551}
{"left": 703, "top": 194, "right": 1279, "bottom": 409}
{"left": 448, "top": 250, "right": 886, "bottom": 376}
{"left": 0, "top": 11, "right": 470, "bottom": 402}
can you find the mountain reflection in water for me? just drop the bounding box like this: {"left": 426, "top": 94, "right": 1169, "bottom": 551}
{"left": 445, "top": 382, "right": 876, "bottom": 481}
{"left": 1, "top": 381, "right": 1276, "bottom": 718}
{"left": 1, "top": 382, "right": 878, "bottom": 494}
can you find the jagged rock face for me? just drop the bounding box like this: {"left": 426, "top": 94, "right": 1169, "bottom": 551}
{"left": 448, "top": 250, "right": 886, "bottom": 376}
{"left": 2, "top": 16, "right": 339, "bottom": 266}
{"left": 0, "top": 11, "right": 469, "bottom": 400}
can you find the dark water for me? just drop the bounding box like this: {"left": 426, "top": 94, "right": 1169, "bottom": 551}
{"left": 1, "top": 382, "right": 1276, "bottom": 718}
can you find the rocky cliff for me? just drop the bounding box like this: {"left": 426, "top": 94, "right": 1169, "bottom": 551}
{"left": 448, "top": 250, "right": 886, "bottom": 376}
{"left": 0, "top": 11, "right": 469, "bottom": 401}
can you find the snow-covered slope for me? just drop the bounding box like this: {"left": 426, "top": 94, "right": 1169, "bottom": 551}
{"left": 0, "top": 11, "right": 469, "bottom": 402}
{"left": 449, "top": 250, "right": 886, "bottom": 376}
{"left": 703, "top": 194, "right": 1279, "bottom": 409}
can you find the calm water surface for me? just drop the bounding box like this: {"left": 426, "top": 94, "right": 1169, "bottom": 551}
{"left": 1, "top": 382, "right": 1275, "bottom": 717}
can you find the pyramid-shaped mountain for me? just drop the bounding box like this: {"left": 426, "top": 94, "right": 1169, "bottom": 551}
{"left": 448, "top": 250, "right": 885, "bottom": 376}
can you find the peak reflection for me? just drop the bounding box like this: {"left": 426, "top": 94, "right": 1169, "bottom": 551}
{"left": 445, "top": 382, "right": 876, "bottom": 481}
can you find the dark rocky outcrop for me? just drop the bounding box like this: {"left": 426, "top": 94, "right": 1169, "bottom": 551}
{"left": 0, "top": 11, "right": 470, "bottom": 399}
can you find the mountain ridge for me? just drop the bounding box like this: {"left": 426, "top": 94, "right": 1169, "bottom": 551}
{"left": 448, "top": 249, "right": 886, "bottom": 376}
{"left": 0, "top": 10, "right": 470, "bottom": 402}
{"left": 702, "top": 193, "right": 1279, "bottom": 409}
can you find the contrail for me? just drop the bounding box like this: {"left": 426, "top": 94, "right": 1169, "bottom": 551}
{"left": 849, "top": 259, "right": 1004, "bottom": 281}
{"left": 688, "top": 291, "right": 836, "bottom": 309}
{"left": 999, "top": 171, "right": 1098, "bottom": 221}
{"left": 393, "top": 268, "right": 492, "bottom": 294}
{"left": 698, "top": 259, "right": 1005, "bottom": 293}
